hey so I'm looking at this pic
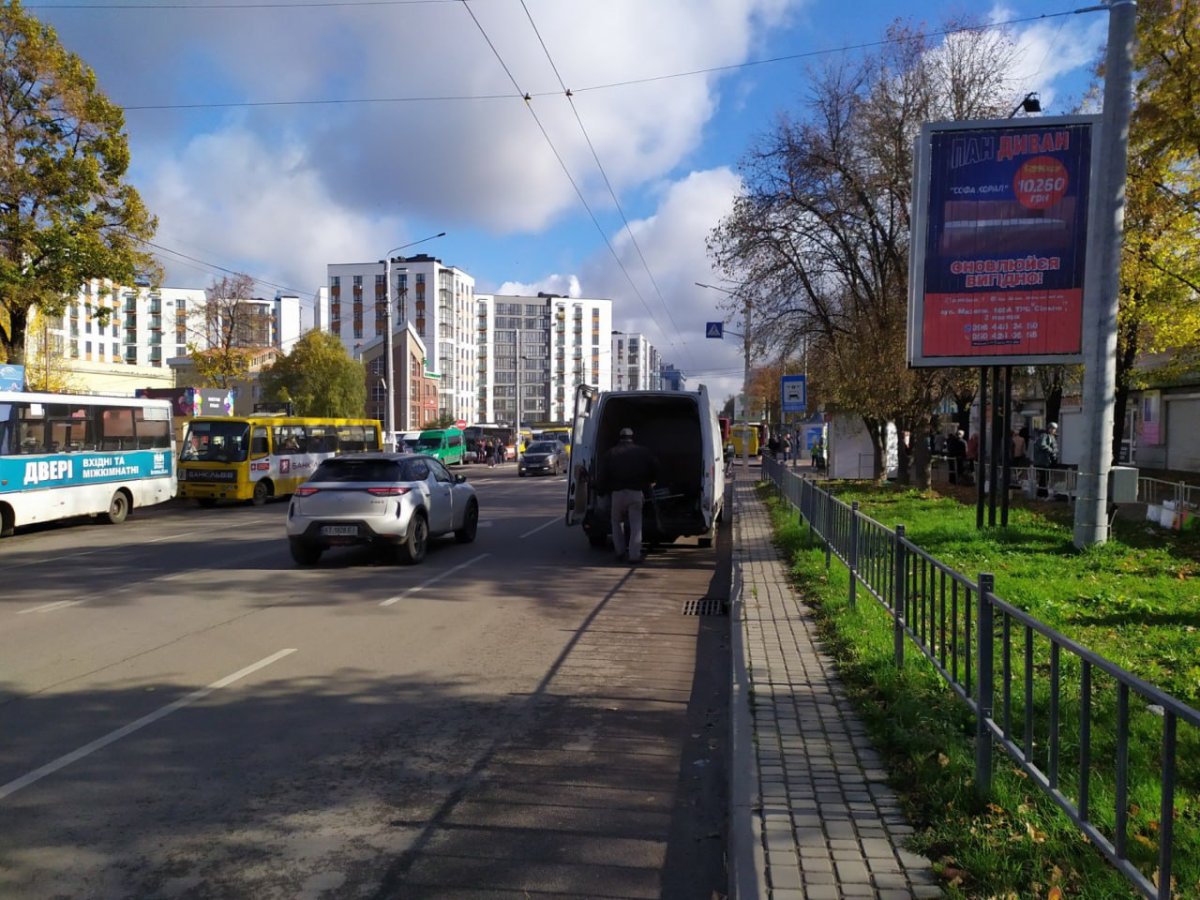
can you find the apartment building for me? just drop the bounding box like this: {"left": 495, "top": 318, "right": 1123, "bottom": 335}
{"left": 322, "top": 254, "right": 476, "bottom": 423}
{"left": 475, "top": 293, "right": 613, "bottom": 426}
{"left": 611, "top": 331, "right": 663, "bottom": 392}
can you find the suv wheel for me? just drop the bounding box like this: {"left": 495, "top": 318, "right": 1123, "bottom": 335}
{"left": 398, "top": 512, "right": 429, "bottom": 564}
{"left": 455, "top": 500, "right": 479, "bottom": 543}
{"left": 289, "top": 540, "right": 322, "bottom": 566}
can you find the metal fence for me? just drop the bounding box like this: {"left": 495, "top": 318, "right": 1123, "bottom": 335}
{"left": 761, "top": 456, "right": 1200, "bottom": 900}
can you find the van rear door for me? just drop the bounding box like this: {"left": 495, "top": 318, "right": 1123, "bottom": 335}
{"left": 566, "top": 385, "right": 598, "bottom": 525}
{"left": 697, "top": 385, "right": 722, "bottom": 527}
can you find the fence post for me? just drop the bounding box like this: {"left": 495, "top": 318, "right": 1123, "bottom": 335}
{"left": 805, "top": 480, "right": 814, "bottom": 544}
{"left": 975, "top": 573, "right": 996, "bottom": 799}
{"left": 848, "top": 502, "right": 860, "bottom": 609}
{"left": 892, "top": 525, "right": 906, "bottom": 667}
{"left": 824, "top": 489, "right": 833, "bottom": 569}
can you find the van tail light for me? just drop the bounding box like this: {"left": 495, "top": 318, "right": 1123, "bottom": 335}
{"left": 295, "top": 486, "right": 320, "bottom": 496}
{"left": 367, "top": 486, "right": 410, "bottom": 496}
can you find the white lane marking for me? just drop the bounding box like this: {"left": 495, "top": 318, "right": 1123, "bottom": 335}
{"left": 520, "top": 517, "right": 562, "bottom": 539}
{"left": 380, "top": 553, "right": 489, "bottom": 607}
{"left": 147, "top": 530, "right": 200, "bottom": 543}
{"left": 0, "top": 648, "right": 298, "bottom": 801}
{"left": 17, "top": 600, "right": 84, "bottom": 615}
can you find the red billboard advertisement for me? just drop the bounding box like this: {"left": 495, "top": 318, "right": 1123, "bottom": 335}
{"left": 908, "top": 116, "right": 1098, "bottom": 367}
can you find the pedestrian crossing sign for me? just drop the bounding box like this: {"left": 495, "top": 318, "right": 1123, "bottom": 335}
{"left": 706, "top": 322, "right": 723, "bottom": 339}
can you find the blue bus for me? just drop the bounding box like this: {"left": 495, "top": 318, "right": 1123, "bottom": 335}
{"left": 0, "top": 390, "right": 176, "bottom": 536}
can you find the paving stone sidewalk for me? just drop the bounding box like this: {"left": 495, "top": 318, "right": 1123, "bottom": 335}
{"left": 728, "top": 474, "right": 943, "bottom": 899}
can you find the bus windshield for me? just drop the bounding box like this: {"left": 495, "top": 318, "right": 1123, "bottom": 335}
{"left": 181, "top": 420, "right": 250, "bottom": 462}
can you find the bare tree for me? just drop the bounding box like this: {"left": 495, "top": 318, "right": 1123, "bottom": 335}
{"left": 709, "top": 18, "right": 1020, "bottom": 486}
{"left": 187, "top": 273, "right": 274, "bottom": 389}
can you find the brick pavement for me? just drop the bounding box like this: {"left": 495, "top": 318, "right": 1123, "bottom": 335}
{"left": 728, "top": 473, "right": 943, "bottom": 899}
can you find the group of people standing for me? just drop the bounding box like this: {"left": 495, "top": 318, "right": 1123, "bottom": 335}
{"left": 475, "top": 439, "right": 508, "bottom": 467}
{"left": 943, "top": 422, "right": 1060, "bottom": 487}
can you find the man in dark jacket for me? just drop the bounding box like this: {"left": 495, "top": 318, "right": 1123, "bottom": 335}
{"left": 599, "top": 427, "right": 659, "bottom": 562}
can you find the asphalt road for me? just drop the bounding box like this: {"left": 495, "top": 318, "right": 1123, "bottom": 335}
{"left": 0, "top": 465, "right": 732, "bottom": 899}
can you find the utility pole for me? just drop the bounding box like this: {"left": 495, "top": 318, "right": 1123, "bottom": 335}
{"left": 1074, "top": 1, "right": 1136, "bottom": 548}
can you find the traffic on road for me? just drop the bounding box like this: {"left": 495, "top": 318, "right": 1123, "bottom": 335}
{"left": 0, "top": 461, "right": 731, "bottom": 897}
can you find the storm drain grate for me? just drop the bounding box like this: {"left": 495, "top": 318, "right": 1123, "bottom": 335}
{"left": 682, "top": 598, "right": 727, "bottom": 617}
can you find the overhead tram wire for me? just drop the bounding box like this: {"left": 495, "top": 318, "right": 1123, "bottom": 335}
{"left": 457, "top": 0, "right": 682, "bottom": 361}
{"left": 516, "top": 0, "right": 687, "bottom": 358}
{"left": 139, "top": 238, "right": 317, "bottom": 298}
{"left": 100, "top": 9, "right": 1084, "bottom": 113}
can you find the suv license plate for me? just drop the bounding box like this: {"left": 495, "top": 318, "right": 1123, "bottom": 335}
{"left": 321, "top": 525, "right": 358, "bottom": 537}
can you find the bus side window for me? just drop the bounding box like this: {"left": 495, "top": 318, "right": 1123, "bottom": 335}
{"left": 251, "top": 426, "right": 269, "bottom": 457}
{"left": 338, "top": 425, "right": 364, "bottom": 453}
{"left": 308, "top": 426, "right": 336, "bottom": 454}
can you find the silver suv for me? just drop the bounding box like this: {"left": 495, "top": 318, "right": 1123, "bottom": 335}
{"left": 286, "top": 453, "right": 479, "bottom": 565}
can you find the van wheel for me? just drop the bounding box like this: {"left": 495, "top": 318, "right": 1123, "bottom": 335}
{"left": 105, "top": 490, "right": 130, "bottom": 524}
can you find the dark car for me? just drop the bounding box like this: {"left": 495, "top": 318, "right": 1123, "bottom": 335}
{"left": 518, "top": 440, "right": 569, "bottom": 477}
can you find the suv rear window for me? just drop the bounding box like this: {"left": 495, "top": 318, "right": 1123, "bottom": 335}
{"left": 312, "top": 459, "right": 403, "bottom": 482}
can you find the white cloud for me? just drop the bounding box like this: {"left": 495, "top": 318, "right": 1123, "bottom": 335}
{"left": 578, "top": 167, "right": 748, "bottom": 402}
{"left": 992, "top": 3, "right": 1106, "bottom": 111}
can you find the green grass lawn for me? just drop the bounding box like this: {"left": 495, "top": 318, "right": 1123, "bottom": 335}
{"left": 758, "top": 479, "right": 1200, "bottom": 899}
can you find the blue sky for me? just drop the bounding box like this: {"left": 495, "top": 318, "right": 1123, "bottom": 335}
{"left": 29, "top": 0, "right": 1109, "bottom": 401}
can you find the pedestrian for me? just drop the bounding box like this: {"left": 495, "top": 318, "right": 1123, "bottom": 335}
{"left": 494, "top": 439, "right": 505, "bottom": 466}
{"left": 965, "top": 430, "right": 979, "bottom": 481}
{"left": 485, "top": 440, "right": 495, "bottom": 467}
{"left": 1011, "top": 428, "right": 1028, "bottom": 470}
{"left": 782, "top": 432, "right": 792, "bottom": 464}
{"left": 946, "top": 429, "right": 967, "bottom": 485}
{"left": 1033, "top": 422, "right": 1059, "bottom": 493}
{"left": 811, "top": 435, "right": 825, "bottom": 471}
{"left": 597, "top": 426, "right": 659, "bottom": 563}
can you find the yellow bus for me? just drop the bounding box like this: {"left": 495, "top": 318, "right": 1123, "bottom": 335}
{"left": 178, "top": 415, "right": 382, "bottom": 505}
{"left": 730, "top": 422, "right": 761, "bottom": 457}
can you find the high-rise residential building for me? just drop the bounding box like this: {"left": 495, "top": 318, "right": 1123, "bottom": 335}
{"left": 476, "top": 293, "right": 613, "bottom": 426}
{"left": 611, "top": 331, "right": 662, "bottom": 391}
{"left": 25, "top": 280, "right": 208, "bottom": 393}
{"left": 324, "top": 253, "right": 475, "bottom": 423}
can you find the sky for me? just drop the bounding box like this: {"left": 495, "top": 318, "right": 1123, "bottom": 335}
{"left": 28, "top": 0, "right": 1109, "bottom": 404}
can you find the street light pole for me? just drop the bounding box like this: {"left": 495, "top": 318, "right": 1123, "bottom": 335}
{"left": 381, "top": 231, "right": 445, "bottom": 449}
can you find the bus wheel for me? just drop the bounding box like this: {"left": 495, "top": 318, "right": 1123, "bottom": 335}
{"left": 0, "top": 504, "right": 14, "bottom": 538}
{"left": 105, "top": 490, "right": 130, "bottom": 525}
{"left": 252, "top": 479, "right": 271, "bottom": 506}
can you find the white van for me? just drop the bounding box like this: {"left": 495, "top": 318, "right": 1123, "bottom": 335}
{"left": 566, "top": 385, "right": 726, "bottom": 549}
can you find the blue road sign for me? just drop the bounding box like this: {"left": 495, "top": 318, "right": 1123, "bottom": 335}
{"left": 705, "top": 322, "right": 723, "bottom": 339}
{"left": 781, "top": 374, "right": 807, "bottom": 413}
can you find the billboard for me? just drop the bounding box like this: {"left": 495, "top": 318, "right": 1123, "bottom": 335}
{"left": 135, "top": 387, "right": 234, "bottom": 417}
{"left": 0, "top": 363, "right": 24, "bottom": 391}
{"left": 908, "top": 115, "right": 1099, "bottom": 367}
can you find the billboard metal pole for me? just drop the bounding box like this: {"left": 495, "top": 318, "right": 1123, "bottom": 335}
{"left": 1074, "top": 0, "right": 1137, "bottom": 549}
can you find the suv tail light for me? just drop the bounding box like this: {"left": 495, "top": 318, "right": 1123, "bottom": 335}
{"left": 294, "top": 486, "right": 320, "bottom": 496}
{"left": 367, "top": 486, "right": 410, "bottom": 496}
